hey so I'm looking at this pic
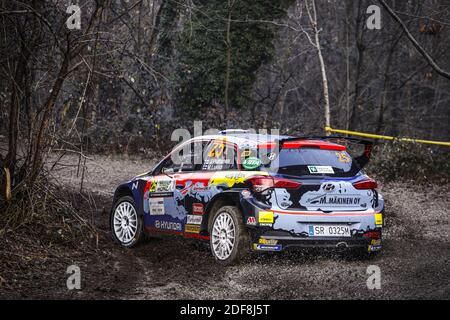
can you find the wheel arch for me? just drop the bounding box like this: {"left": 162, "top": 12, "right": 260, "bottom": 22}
{"left": 112, "top": 185, "right": 135, "bottom": 211}
{"left": 201, "top": 191, "right": 244, "bottom": 233}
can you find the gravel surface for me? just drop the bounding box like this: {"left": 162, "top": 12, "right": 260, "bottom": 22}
{"left": 1, "top": 153, "right": 449, "bottom": 299}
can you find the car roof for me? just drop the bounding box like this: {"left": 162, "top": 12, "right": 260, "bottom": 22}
{"left": 189, "top": 133, "right": 288, "bottom": 147}
{"left": 188, "top": 132, "right": 344, "bottom": 150}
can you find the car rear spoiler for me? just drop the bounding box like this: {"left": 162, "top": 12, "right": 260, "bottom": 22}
{"left": 277, "top": 135, "right": 374, "bottom": 169}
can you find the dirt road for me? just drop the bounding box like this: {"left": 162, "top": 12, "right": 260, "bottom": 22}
{"left": 1, "top": 154, "right": 449, "bottom": 299}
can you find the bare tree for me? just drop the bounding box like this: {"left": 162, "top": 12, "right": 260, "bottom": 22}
{"left": 378, "top": 0, "right": 450, "bottom": 79}
{"left": 224, "top": 0, "right": 237, "bottom": 118}
{"left": 303, "top": 0, "right": 331, "bottom": 133}
{"left": 1, "top": 1, "right": 105, "bottom": 202}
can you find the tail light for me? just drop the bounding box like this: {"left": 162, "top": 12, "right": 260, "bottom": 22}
{"left": 353, "top": 178, "right": 378, "bottom": 190}
{"left": 246, "top": 176, "right": 301, "bottom": 193}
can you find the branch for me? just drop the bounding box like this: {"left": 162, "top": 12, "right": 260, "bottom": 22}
{"left": 394, "top": 10, "right": 450, "bottom": 27}
{"left": 378, "top": 0, "right": 450, "bottom": 79}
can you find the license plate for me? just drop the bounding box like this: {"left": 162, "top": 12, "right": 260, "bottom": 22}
{"left": 308, "top": 225, "right": 351, "bottom": 237}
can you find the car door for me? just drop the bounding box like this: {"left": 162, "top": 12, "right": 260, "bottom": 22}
{"left": 145, "top": 153, "right": 185, "bottom": 234}
{"left": 174, "top": 139, "right": 213, "bottom": 237}
{"left": 145, "top": 139, "right": 212, "bottom": 235}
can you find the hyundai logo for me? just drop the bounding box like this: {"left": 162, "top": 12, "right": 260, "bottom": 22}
{"left": 323, "top": 183, "right": 335, "bottom": 192}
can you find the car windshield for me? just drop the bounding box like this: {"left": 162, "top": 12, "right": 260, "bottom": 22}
{"left": 261, "top": 148, "right": 361, "bottom": 177}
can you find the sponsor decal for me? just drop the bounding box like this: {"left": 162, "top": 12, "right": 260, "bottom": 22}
{"left": 150, "top": 178, "right": 175, "bottom": 193}
{"left": 202, "top": 158, "right": 234, "bottom": 171}
{"left": 253, "top": 244, "right": 282, "bottom": 251}
{"left": 258, "top": 238, "right": 278, "bottom": 245}
{"left": 185, "top": 224, "right": 201, "bottom": 233}
{"left": 156, "top": 179, "right": 174, "bottom": 192}
{"left": 267, "top": 152, "right": 277, "bottom": 161}
{"left": 241, "top": 150, "right": 252, "bottom": 158}
{"left": 308, "top": 165, "right": 334, "bottom": 174}
{"left": 335, "top": 151, "right": 351, "bottom": 163}
{"left": 242, "top": 157, "right": 262, "bottom": 170}
{"left": 192, "top": 203, "right": 204, "bottom": 215}
{"left": 322, "top": 183, "right": 335, "bottom": 192}
{"left": 132, "top": 182, "right": 138, "bottom": 190}
{"left": 368, "top": 244, "right": 382, "bottom": 252}
{"left": 149, "top": 197, "right": 165, "bottom": 215}
{"left": 371, "top": 239, "right": 382, "bottom": 246}
{"left": 149, "top": 180, "right": 157, "bottom": 192}
{"left": 375, "top": 213, "right": 383, "bottom": 226}
{"left": 209, "top": 171, "right": 268, "bottom": 188}
{"left": 300, "top": 181, "right": 373, "bottom": 210}
{"left": 155, "top": 220, "right": 182, "bottom": 231}
{"left": 316, "top": 195, "right": 361, "bottom": 205}
{"left": 187, "top": 214, "right": 202, "bottom": 225}
{"left": 180, "top": 181, "right": 213, "bottom": 201}
{"left": 246, "top": 216, "right": 256, "bottom": 225}
{"left": 149, "top": 191, "right": 173, "bottom": 198}
{"left": 258, "top": 211, "right": 274, "bottom": 226}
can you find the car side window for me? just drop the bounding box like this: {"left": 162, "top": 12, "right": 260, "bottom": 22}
{"left": 178, "top": 140, "right": 210, "bottom": 172}
{"left": 154, "top": 140, "right": 213, "bottom": 174}
{"left": 202, "top": 141, "right": 237, "bottom": 171}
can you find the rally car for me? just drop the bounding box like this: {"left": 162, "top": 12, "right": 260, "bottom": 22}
{"left": 110, "top": 130, "right": 384, "bottom": 265}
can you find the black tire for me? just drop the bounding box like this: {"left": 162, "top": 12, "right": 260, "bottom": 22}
{"left": 208, "top": 205, "right": 251, "bottom": 265}
{"left": 110, "top": 196, "right": 144, "bottom": 247}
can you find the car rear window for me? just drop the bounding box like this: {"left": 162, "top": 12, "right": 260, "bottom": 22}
{"left": 261, "top": 148, "right": 361, "bottom": 177}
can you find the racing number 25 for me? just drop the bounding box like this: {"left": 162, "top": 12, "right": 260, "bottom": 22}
{"left": 208, "top": 142, "right": 225, "bottom": 158}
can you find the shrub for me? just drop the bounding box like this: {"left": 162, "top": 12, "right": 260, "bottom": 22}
{"left": 367, "top": 140, "right": 450, "bottom": 182}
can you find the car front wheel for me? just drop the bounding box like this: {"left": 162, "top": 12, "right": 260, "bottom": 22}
{"left": 209, "top": 205, "right": 250, "bottom": 265}
{"left": 111, "top": 196, "right": 144, "bottom": 247}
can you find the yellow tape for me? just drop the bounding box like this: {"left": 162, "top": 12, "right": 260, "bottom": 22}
{"left": 325, "top": 127, "right": 450, "bottom": 147}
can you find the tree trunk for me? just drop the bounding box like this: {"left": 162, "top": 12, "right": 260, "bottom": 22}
{"left": 348, "top": 1, "right": 365, "bottom": 131}
{"left": 344, "top": 0, "right": 351, "bottom": 130}
{"left": 376, "top": 34, "right": 402, "bottom": 133}
{"left": 30, "top": 55, "right": 70, "bottom": 182}
{"left": 224, "top": 0, "right": 235, "bottom": 118}
{"left": 4, "top": 38, "right": 31, "bottom": 198}
{"left": 147, "top": 0, "right": 167, "bottom": 66}
{"left": 306, "top": 0, "right": 331, "bottom": 133}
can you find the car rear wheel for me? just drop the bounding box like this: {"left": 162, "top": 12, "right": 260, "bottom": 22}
{"left": 209, "top": 205, "right": 250, "bottom": 265}
{"left": 111, "top": 196, "right": 144, "bottom": 247}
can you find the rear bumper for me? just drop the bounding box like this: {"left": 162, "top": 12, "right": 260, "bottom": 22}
{"left": 251, "top": 230, "right": 382, "bottom": 252}
{"left": 258, "top": 235, "right": 371, "bottom": 249}
{"left": 240, "top": 192, "right": 383, "bottom": 252}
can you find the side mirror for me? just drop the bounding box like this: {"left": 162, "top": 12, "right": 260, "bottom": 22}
{"left": 162, "top": 167, "right": 175, "bottom": 174}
